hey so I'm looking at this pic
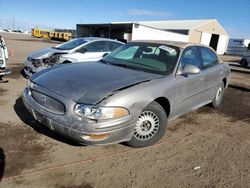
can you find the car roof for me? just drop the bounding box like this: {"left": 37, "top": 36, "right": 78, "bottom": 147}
{"left": 77, "top": 37, "right": 124, "bottom": 43}
{"left": 130, "top": 40, "right": 210, "bottom": 49}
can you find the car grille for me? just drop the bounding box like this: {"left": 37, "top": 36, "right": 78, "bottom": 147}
{"left": 31, "top": 90, "right": 65, "bottom": 114}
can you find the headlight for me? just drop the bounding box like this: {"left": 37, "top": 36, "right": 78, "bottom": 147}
{"left": 32, "top": 59, "right": 43, "bottom": 67}
{"left": 27, "top": 79, "right": 34, "bottom": 89}
{"left": 74, "top": 104, "right": 129, "bottom": 120}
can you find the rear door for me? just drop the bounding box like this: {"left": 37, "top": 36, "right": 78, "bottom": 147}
{"left": 198, "top": 46, "right": 223, "bottom": 102}
{"left": 173, "top": 46, "right": 206, "bottom": 117}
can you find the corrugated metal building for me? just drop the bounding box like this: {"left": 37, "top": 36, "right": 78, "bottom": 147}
{"left": 76, "top": 19, "right": 229, "bottom": 54}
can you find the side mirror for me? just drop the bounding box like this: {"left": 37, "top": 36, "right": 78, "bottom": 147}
{"left": 182, "top": 64, "right": 200, "bottom": 75}
{"left": 77, "top": 48, "right": 87, "bottom": 53}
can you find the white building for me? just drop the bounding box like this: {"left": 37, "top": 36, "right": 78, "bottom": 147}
{"left": 77, "top": 19, "right": 229, "bottom": 54}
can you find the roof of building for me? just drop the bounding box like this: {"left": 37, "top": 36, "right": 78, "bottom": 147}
{"left": 108, "top": 19, "right": 216, "bottom": 30}
{"left": 138, "top": 19, "right": 213, "bottom": 30}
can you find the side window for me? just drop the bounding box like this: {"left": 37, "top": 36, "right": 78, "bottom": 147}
{"left": 180, "top": 47, "right": 202, "bottom": 68}
{"left": 108, "top": 41, "right": 123, "bottom": 51}
{"left": 200, "top": 47, "right": 218, "bottom": 68}
{"left": 84, "top": 41, "right": 107, "bottom": 52}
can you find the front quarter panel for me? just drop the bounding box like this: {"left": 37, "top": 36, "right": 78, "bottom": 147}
{"left": 98, "top": 75, "right": 177, "bottom": 119}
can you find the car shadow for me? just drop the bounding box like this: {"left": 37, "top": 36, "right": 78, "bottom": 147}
{"left": 14, "top": 97, "right": 82, "bottom": 146}
{"left": 229, "top": 84, "right": 250, "bottom": 92}
{"left": 0, "top": 147, "right": 5, "bottom": 182}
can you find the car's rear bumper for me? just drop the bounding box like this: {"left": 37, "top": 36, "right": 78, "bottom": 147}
{"left": 22, "top": 88, "right": 136, "bottom": 145}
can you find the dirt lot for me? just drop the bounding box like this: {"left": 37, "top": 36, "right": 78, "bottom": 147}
{"left": 0, "top": 32, "right": 249, "bottom": 188}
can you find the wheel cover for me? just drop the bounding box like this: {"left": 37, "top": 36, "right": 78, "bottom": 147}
{"left": 215, "top": 86, "right": 222, "bottom": 101}
{"left": 134, "top": 111, "right": 160, "bottom": 141}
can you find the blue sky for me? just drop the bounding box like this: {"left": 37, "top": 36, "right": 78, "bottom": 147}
{"left": 0, "top": 0, "right": 250, "bottom": 38}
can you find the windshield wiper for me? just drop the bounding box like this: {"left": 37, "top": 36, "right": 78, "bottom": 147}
{"left": 126, "top": 60, "right": 161, "bottom": 71}
{"left": 99, "top": 59, "right": 113, "bottom": 64}
{"left": 110, "top": 63, "right": 145, "bottom": 72}
{"left": 110, "top": 63, "right": 130, "bottom": 68}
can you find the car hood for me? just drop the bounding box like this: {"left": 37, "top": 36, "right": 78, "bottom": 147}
{"left": 28, "top": 47, "right": 69, "bottom": 59}
{"left": 31, "top": 62, "right": 163, "bottom": 104}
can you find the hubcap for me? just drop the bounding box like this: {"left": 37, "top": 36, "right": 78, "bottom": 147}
{"left": 216, "top": 87, "right": 222, "bottom": 101}
{"left": 134, "top": 111, "right": 159, "bottom": 141}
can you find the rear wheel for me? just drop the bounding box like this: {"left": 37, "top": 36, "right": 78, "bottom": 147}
{"left": 211, "top": 82, "right": 224, "bottom": 108}
{"left": 126, "top": 101, "right": 167, "bottom": 148}
{"left": 240, "top": 59, "right": 247, "bottom": 67}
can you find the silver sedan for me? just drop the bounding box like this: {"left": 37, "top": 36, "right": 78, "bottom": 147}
{"left": 22, "top": 41, "right": 230, "bottom": 147}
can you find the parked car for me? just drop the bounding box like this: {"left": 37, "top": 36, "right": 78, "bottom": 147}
{"left": 23, "top": 37, "right": 124, "bottom": 77}
{"left": 239, "top": 55, "right": 250, "bottom": 67}
{"left": 22, "top": 41, "right": 230, "bottom": 147}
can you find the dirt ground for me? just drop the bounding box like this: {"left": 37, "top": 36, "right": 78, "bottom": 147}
{"left": 0, "top": 32, "right": 249, "bottom": 188}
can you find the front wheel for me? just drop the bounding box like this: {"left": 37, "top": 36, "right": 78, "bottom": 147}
{"left": 62, "top": 60, "right": 72, "bottom": 64}
{"left": 126, "top": 101, "right": 167, "bottom": 148}
{"left": 211, "top": 82, "right": 224, "bottom": 108}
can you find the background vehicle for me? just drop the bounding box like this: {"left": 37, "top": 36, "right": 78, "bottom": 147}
{"left": 22, "top": 41, "right": 230, "bottom": 147}
{"left": 239, "top": 55, "right": 250, "bottom": 67}
{"left": 32, "top": 28, "right": 72, "bottom": 41}
{"left": 23, "top": 37, "right": 124, "bottom": 77}
{"left": 0, "top": 36, "right": 11, "bottom": 82}
{"left": 31, "top": 28, "right": 50, "bottom": 39}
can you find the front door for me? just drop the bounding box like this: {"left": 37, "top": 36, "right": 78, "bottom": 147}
{"left": 199, "top": 46, "right": 223, "bottom": 102}
{"left": 172, "top": 46, "right": 206, "bottom": 118}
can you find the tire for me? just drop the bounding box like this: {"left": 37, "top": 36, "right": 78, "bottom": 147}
{"left": 211, "top": 82, "right": 224, "bottom": 108}
{"left": 126, "top": 101, "right": 167, "bottom": 148}
{"left": 240, "top": 59, "right": 247, "bottom": 67}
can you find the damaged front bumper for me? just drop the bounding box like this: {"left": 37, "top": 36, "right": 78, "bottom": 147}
{"left": 22, "top": 87, "right": 136, "bottom": 145}
{"left": 23, "top": 59, "right": 46, "bottom": 78}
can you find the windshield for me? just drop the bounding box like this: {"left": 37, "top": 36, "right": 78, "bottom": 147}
{"left": 54, "top": 38, "right": 87, "bottom": 50}
{"left": 103, "top": 42, "right": 180, "bottom": 75}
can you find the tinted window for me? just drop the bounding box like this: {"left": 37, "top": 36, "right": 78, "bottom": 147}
{"left": 108, "top": 41, "right": 123, "bottom": 51}
{"left": 85, "top": 41, "right": 107, "bottom": 52}
{"left": 200, "top": 47, "right": 218, "bottom": 68}
{"left": 180, "top": 47, "right": 202, "bottom": 68}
